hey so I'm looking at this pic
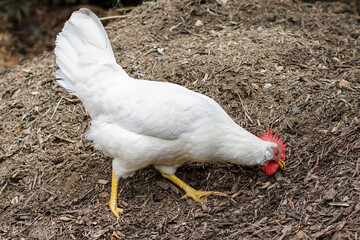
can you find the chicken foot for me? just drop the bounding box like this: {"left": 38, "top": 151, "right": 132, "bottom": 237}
{"left": 160, "top": 172, "right": 222, "bottom": 203}
{"left": 106, "top": 171, "right": 123, "bottom": 218}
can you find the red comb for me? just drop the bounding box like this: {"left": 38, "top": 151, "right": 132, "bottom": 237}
{"left": 259, "top": 126, "right": 286, "bottom": 160}
{"left": 259, "top": 127, "right": 286, "bottom": 175}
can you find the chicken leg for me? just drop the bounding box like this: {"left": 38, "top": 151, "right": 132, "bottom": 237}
{"left": 160, "top": 171, "right": 222, "bottom": 202}
{"left": 107, "top": 171, "right": 123, "bottom": 218}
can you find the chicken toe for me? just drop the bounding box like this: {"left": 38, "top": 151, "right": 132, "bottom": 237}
{"left": 160, "top": 171, "right": 222, "bottom": 203}
{"left": 181, "top": 189, "right": 222, "bottom": 203}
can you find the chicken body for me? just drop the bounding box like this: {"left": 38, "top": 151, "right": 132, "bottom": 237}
{"left": 55, "top": 8, "right": 278, "bottom": 218}
{"left": 86, "top": 78, "right": 276, "bottom": 179}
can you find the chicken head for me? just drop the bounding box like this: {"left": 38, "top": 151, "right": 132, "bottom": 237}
{"left": 259, "top": 127, "right": 286, "bottom": 175}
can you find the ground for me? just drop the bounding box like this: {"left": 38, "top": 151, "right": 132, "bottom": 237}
{"left": 0, "top": 0, "right": 359, "bottom": 239}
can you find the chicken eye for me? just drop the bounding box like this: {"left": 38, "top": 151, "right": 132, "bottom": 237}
{"left": 273, "top": 148, "right": 280, "bottom": 156}
{"left": 265, "top": 149, "right": 273, "bottom": 160}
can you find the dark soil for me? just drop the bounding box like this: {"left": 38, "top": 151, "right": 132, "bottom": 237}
{"left": 0, "top": 4, "right": 108, "bottom": 70}
{"left": 1, "top": 0, "right": 359, "bottom": 239}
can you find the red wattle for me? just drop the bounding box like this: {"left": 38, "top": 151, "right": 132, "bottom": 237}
{"left": 262, "top": 160, "right": 279, "bottom": 176}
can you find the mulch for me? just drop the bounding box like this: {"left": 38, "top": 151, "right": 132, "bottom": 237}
{"left": 0, "top": 0, "right": 359, "bottom": 239}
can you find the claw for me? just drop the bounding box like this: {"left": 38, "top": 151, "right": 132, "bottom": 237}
{"left": 107, "top": 201, "right": 123, "bottom": 218}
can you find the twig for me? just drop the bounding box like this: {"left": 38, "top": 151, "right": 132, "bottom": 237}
{"left": 231, "top": 190, "right": 244, "bottom": 199}
{"left": 40, "top": 187, "right": 57, "bottom": 196}
{"left": 58, "top": 207, "right": 92, "bottom": 215}
{"left": 328, "top": 202, "right": 350, "bottom": 207}
{"left": 22, "top": 192, "right": 36, "bottom": 209}
{"left": 312, "top": 221, "right": 347, "bottom": 239}
{"left": 50, "top": 97, "right": 63, "bottom": 120}
{"left": 30, "top": 173, "right": 37, "bottom": 190}
{"left": 53, "top": 134, "right": 75, "bottom": 143}
{"left": 99, "top": 15, "right": 127, "bottom": 21}
{"left": 0, "top": 182, "right": 8, "bottom": 195}
{"left": 15, "top": 215, "right": 41, "bottom": 235}
{"left": 71, "top": 188, "right": 94, "bottom": 204}
{"left": 162, "top": 216, "right": 168, "bottom": 234}
{"left": 238, "top": 96, "right": 254, "bottom": 124}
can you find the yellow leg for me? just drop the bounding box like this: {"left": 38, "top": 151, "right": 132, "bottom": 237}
{"left": 106, "top": 171, "right": 123, "bottom": 218}
{"left": 160, "top": 172, "right": 222, "bottom": 203}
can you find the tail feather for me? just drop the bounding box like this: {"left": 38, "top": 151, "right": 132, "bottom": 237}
{"left": 55, "top": 8, "right": 127, "bottom": 97}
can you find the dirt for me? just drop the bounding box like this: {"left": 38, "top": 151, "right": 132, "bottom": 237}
{"left": 1, "top": 0, "right": 359, "bottom": 239}
{"left": 0, "top": 4, "right": 109, "bottom": 71}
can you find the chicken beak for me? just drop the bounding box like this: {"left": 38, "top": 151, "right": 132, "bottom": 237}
{"left": 278, "top": 159, "right": 286, "bottom": 170}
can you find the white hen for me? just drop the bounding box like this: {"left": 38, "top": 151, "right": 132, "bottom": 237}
{"left": 55, "top": 8, "right": 286, "bottom": 218}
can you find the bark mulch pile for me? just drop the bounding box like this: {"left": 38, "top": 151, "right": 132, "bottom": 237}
{"left": 0, "top": 0, "right": 359, "bottom": 239}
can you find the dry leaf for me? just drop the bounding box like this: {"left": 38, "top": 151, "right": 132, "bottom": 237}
{"left": 77, "top": 207, "right": 92, "bottom": 215}
{"left": 251, "top": 83, "right": 260, "bottom": 90}
{"left": 112, "top": 231, "right": 122, "bottom": 239}
{"left": 6, "top": 125, "right": 23, "bottom": 136}
{"left": 195, "top": 20, "right": 204, "bottom": 27}
{"left": 315, "top": 107, "right": 322, "bottom": 117}
{"left": 339, "top": 79, "right": 354, "bottom": 91}
{"left": 331, "top": 122, "right": 341, "bottom": 133}
{"left": 98, "top": 192, "right": 109, "bottom": 198}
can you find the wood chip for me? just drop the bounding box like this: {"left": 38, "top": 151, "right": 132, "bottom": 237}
{"left": 323, "top": 187, "right": 337, "bottom": 201}
{"left": 156, "top": 181, "right": 170, "bottom": 190}
{"left": 98, "top": 179, "right": 109, "bottom": 185}
{"left": 59, "top": 216, "right": 72, "bottom": 222}
{"left": 169, "top": 23, "right": 181, "bottom": 32}
{"left": 92, "top": 228, "right": 109, "bottom": 240}
{"left": 53, "top": 134, "right": 75, "bottom": 143}
{"left": 231, "top": 190, "right": 244, "bottom": 199}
